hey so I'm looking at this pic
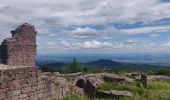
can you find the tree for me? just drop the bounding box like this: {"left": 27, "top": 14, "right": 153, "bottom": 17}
{"left": 41, "top": 64, "right": 54, "bottom": 73}
{"left": 156, "top": 68, "right": 170, "bottom": 75}
{"left": 68, "top": 58, "right": 82, "bottom": 73}
{"left": 83, "top": 67, "right": 88, "bottom": 73}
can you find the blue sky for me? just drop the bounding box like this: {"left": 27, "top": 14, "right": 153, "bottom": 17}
{"left": 0, "top": 0, "right": 170, "bottom": 54}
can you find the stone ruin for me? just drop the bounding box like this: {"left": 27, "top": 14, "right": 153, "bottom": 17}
{"left": 141, "top": 74, "right": 147, "bottom": 88}
{"left": 0, "top": 23, "right": 37, "bottom": 66}
{"left": 0, "top": 23, "right": 68, "bottom": 100}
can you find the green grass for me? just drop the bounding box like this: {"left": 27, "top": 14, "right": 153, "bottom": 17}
{"left": 60, "top": 93, "right": 87, "bottom": 100}
{"left": 59, "top": 86, "right": 88, "bottom": 100}
{"left": 60, "top": 95, "right": 87, "bottom": 100}
{"left": 59, "top": 80, "right": 170, "bottom": 100}
{"left": 97, "top": 80, "right": 170, "bottom": 100}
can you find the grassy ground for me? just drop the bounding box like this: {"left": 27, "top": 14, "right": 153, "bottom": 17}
{"left": 98, "top": 80, "right": 170, "bottom": 100}
{"left": 60, "top": 80, "right": 170, "bottom": 100}
{"left": 60, "top": 95, "right": 87, "bottom": 100}
{"left": 60, "top": 93, "right": 87, "bottom": 100}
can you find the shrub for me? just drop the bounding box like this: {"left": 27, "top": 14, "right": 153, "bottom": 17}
{"left": 41, "top": 64, "right": 55, "bottom": 73}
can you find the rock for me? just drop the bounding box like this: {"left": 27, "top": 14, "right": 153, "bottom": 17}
{"left": 148, "top": 75, "right": 170, "bottom": 81}
{"left": 97, "top": 90, "right": 132, "bottom": 97}
{"left": 128, "top": 73, "right": 141, "bottom": 80}
{"left": 102, "top": 73, "right": 133, "bottom": 83}
{"left": 141, "top": 74, "right": 147, "bottom": 88}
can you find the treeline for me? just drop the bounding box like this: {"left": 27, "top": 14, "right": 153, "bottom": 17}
{"left": 110, "top": 66, "right": 170, "bottom": 76}
{"left": 40, "top": 59, "right": 170, "bottom": 76}
{"left": 40, "top": 59, "right": 101, "bottom": 74}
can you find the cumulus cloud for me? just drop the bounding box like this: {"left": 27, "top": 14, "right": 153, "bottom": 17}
{"left": 75, "top": 40, "right": 113, "bottom": 49}
{"left": 0, "top": 0, "right": 170, "bottom": 53}
{"left": 72, "top": 27, "right": 97, "bottom": 37}
{"left": 0, "top": 0, "right": 170, "bottom": 31}
{"left": 162, "top": 42, "right": 170, "bottom": 47}
{"left": 121, "top": 25, "right": 170, "bottom": 34}
{"left": 40, "top": 40, "right": 71, "bottom": 50}
{"left": 124, "top": 39, "right": 143, "bottom": 44}
{"left": 37, "top": 38, "right": 170, "bottom": 53}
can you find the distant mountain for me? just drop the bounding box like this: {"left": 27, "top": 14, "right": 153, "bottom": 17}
{"left": 37, "top": 62, "right": 66, "bottom": 68}
{"left": 46, "top": 62, "right": 65, "bottom": 68}
{"left": 36, "top": 59, "right": 164, "bottom": 69}
{"left": 36, "top": 59, "right": 122, "bottom": 68}
{"left": 85, "top": 59, "right": 122, "bottom": 67}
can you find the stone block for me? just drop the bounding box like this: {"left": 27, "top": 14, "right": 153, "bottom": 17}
{"left": 38, "top": 93, "right": 43, "bottom": 99}
{"left": 11, "top": 96, "right": 19, "bottom": 100}
{"left": 21, "top": 87, "right": 32, "bottom": 94}
{"left": 19, "top": 79, "right": 27, "bottom": 85}
{"left": 19, "top": 93, "right": 27, "bottom": 99}
{"left": 19, "top": 68, "right": 25, "bottom": 74}
{"left": 0, "top": 93, "right": 5, "bottom": 100}
{"left": 3, "top": 98, "right": 12, "bottom": 100}
{"left": 28, "top": 95, "right": 38, "bottom": 100}
{"left": 6, "top": 90, "right": 21, "bottom": 97}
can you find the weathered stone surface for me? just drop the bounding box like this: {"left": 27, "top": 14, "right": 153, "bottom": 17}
{"left": 97, "top": 90, "right": 132, "bottom": 97}
{"left": 0, "top": 24, "right": 69, "bottom": 100}
{"left": 102, "top": 73, "right": 133, "bottom": 83}
{"left": 0, "top": 23, "right": 37, "bottom": 66}
{"left": 148, "top": 75, "right": 170, "bottom": 81}
{"left": 141, "top": 74, "right": 147, "bottom": 88}
{"left": 0, "top": 66, "right": 69, "bottom": 100}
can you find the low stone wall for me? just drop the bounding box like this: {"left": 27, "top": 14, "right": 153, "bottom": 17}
{"left": 0, "top": 65, "right": 68, "bottom": 100}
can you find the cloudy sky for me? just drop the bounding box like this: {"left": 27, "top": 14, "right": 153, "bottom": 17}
{"left": 0, "top": 0, "right": 170, "bottom": 54}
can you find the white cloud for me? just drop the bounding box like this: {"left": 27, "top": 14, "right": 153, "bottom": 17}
{"left": 61, "top": 40, "right": 70, "bottom": 47}
{"left": 72, "top": 27, "right": 97, "bottom": 37}
{"left": 121, "top": 25, "right": 170, "bottom": 34}
{"left": 162, "top": 42, "right": 170, "bottom": 47}
{"left": 41, "top": 40, "right": 71, "bottom": 50}
{"left": 125, "top": 39, "right": 143, "bottom": 44}
{"left": 37, "top": 38, "right": 170, "bottom": 53}
{"left": 0, "top": 0, "right": 170, "bottom": 53}
{"left": 0, "top": 0, "right": 169, "bottom": 31}
{"left": 76, "top": 40, "right": 113, "bottom": 49}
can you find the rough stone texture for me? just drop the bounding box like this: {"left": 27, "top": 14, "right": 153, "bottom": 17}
{"left": 102, "top": 73, "right": 133, "bottom": 84}
{"left": 141, "top": 74, "right": 147, "bottom": 88}
{"left": 0, "top": 24, "right": 69, "bottom": 100}
{"left": 128, "top": 73, "right": 141, "bottom": 80}
{"left": 70, "top": 74, "right": 133, "bottom": 99}
{"left": 0, "top": 66, "right": 69, "bottom": 100}
{"left": 62, "top": 74, "right": 104, "bottom": 100}
{"left": 148, "top": 75, "right": 170, "bottom": 81}
{"left": 97, "top": 90, "right": 132, "bottom": 97}
{"left": 74, "top": 78, "right": 96, "bottom": 100}
{"left": 0, "top": 23, "right": 37, "bottom": 66}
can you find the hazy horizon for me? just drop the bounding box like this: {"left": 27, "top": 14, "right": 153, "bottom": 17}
{"left": 37, "top": 52, "right": 170, "bottom": 66}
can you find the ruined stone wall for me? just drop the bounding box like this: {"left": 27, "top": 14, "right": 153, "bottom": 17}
{"left": 0, "top": 45, "right": 2, "bottom": 63}
{"left": 0, "top": 23, "right": 37, "bottom": 66}
{"left": 0, "top": 65, "right": 68, "bottom": 100}
{"left": 0, "top": 23, "right": 69, "bottom": 100}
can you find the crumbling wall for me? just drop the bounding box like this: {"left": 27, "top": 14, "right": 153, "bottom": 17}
{"left": 0, "top": 23, "right": 69, "bottom": 100}
{"left": 0, "top": 65, "right": 68, "bottom": 100}
{"left": 0, "top": 23, "right": 37, "bottom": 66}
{"left": 0, "top": 45, "right": 2, "bottom": 63}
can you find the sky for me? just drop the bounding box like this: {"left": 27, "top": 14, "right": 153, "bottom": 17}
{"left": 0, "top": 0, "right": 170, "bottom": 55}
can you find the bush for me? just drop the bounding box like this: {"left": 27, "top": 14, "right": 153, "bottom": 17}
{"left": 155, "top": 68, "right": 170, "bottom": 75}
{"left": 58, "top": 59, "right": 82, "bottom": 74}
{"left": 41, "top": 64, "right": 55, "bottom": 73}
